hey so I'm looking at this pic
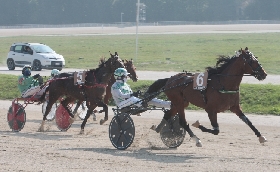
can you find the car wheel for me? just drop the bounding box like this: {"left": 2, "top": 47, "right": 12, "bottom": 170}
{"left": 7, "top": 59, "right": 15, "bottom": 70}
{"left": 32, "top": 60, "right": 42, "bottom": 71}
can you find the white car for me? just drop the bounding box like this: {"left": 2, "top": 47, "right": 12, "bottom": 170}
{"left": 7, "top": 43, "right": 65, "bottom": 71}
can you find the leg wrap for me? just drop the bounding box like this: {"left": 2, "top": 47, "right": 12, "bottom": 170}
{"left": 239, "top": 114, "right": 261, "bottom": 137}
{"left": 198, "top": 125, "right": 220, "bottom": 135}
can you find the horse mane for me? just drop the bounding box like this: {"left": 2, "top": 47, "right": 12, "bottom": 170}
{"left": 205, "top": 55, "right": 237, "bottom": 76}
{"left": 88, "top": 57, "right": 107, "bottom": 73}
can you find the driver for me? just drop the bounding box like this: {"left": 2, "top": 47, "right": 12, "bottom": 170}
{"left": 18, "top": 65, "right": 45, "bottom": 100}
{"left": 111, "top": 68, "right": 171, "bottom": 109}
{"left": 50, "top": 69, "right": 60, "bottom": 78}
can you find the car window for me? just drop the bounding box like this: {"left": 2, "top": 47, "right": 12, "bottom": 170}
{"left": 14, "top": 45, "right": 23, "bottom": 53}
{"left": 31, "top": 45, "right": 54, "bottom": 53}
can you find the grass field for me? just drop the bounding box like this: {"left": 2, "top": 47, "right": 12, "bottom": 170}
{"left": 1, "top": 33, "right": 280, "bottom": 74}
{"left": 2, "top": 74, "right": 280, "bottom": 115}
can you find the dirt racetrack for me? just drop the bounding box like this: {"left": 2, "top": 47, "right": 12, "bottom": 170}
{"left": 0, "top": 100, "right": 279, "bottom": 172}
{"left": 1, "top": 25, "right": 280, "bottom": 171}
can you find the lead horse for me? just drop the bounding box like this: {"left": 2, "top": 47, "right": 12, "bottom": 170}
{"left": 148, "top": 47, "right": 267, "bottom": 147}
{"left": 39, "top": 52, "right": 125, "bottom": 134}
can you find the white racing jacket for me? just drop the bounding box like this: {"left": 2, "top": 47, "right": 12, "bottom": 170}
{"left": 111, "top": 80, "right": 171, "bottom": 109}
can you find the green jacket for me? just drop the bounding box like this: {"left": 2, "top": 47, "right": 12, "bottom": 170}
{"left": 17, "top": 75, "right": 39, "bottom": 94}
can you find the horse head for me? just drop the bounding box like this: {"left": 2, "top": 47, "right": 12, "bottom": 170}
{"left": 238, "top": 47, "right": 267, "bottom": 81}
{"left": 124, "top": 59, "right": 138, "bottom": 82}
{"left": 107, "top": 51, "right": 125, "bottom": 72}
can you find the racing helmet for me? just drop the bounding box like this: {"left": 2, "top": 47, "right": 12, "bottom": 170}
{"left": 51, "top": 69, "right": 60, "bottom": 77}
{"left": 23, "top": 69, "right": 31, "bottom": 77}
{"left": 114, "top": 68, "right": 129, "bottom": 81}
{"left": 22, "top": 65, "right": 32, "bottom": 75}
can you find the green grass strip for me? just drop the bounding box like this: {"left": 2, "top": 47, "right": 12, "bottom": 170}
{"left": 2, "top": 74, "right": 279, "bottom": 116}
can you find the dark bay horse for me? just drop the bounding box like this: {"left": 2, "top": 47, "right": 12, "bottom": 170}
{"left": 73, "top": 59, "right": 138, "bottom": 120}
{"left": 147, "top": 47, "right": 267, "bottom": 147}
{"left": 38, "top": 52, "right": 125, "bottom": 134}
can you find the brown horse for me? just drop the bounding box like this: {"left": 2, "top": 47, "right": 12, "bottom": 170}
{"left": 147, "top": 47, "right": 267, "bottom": 147}
{"left": 38, "top": 52, "right": 124, "bottom": 134}
{"left": 73, "top": 59, "right": 138, "bottom": 119}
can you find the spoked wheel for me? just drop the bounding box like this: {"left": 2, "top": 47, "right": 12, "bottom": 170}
{"left": 109, "top": 113, "right": 135, "bottom": 150}
{"left": 160, "top": 115, "right": 186, "bottom": 148}
{"left": 77, "top": 101, "right": 87, "bottom": 120}
{"left": 42, "top": 101, "right": 57, "bottom": 121}
{"left": 76, "top": 102, "right": 97, "bottom": 121}
{"left": 7, "top": 103, "right": 26, "bottom": 132}
{"left": 55, "top": 104, "right": 72, "bottom": 131}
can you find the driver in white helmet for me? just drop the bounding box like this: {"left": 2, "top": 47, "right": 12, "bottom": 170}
{"left": 111, "top": 68, "right": 171, "bottom": 109}
{"left": 18, "top": 65, "right": 46, "bottom": 100}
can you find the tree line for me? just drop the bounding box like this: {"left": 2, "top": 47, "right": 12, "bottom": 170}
{"left": 1, "top": 0, "right": 279, "bottom": 25}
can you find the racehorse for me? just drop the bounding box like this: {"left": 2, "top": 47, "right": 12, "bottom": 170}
{"left": 147, "top": 47, "right": 267, "bottom": 147}
{"left": 72, "top": 59, "right": 138, "bottom": 120}
{"left": 38, "top": 52, "right": 125, "bottom": 134}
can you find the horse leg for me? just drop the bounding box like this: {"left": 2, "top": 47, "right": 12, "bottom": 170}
{"left": 192, "top": 111, "right": 220, "bottom": 135}
{"left": 61, "top": 98, "right": 75, "bottom": 124}
{"left": 80, "top": 105, "right": 97, "bottom": 134}
{"left": 177, "top": 106, "right": 202, "bottom": 147}
{"left": 230, "top": 106, "right": 267, "bottom": 144}
{"left": 72, "top": 100, "right": 85, "bottom": 120}
{"left": 103, "top": 88, "right": 112, "bottom": 105}
{"left": 98, "top": 101, "right": 108, "bottom": 125}
{"left": 150, "top": 109, "right": 172, "bottom": 133}
{"left": 72, "top": 101, "right": 81, "bottom": 115}
{"left": 38, "top": 95, "right": 58, "bottom": 132}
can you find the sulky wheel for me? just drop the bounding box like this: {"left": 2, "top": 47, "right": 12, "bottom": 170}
{"left": 55, "top": 104, "right": 72, "bottom": 131}
{"left": 7, "top": 103, "right": 26, "bottom": 132}
{"left": 109, "top": 113, "right": 135, "bottom": 150}
{"left": 42, "top": 101, "right": 57, "bottom": 121}
{"left": 160, "top": 114, "right": 186, "bottom": 148}
{"left": 76, "top": 102, "right": 97, "bottom": 121}
{"left": 77, "top": 101, "right": 87, "bottom": 120}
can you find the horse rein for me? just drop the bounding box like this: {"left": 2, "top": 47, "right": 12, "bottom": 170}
{"left": 211, "top": 52, "right": 262, "bottom": 93}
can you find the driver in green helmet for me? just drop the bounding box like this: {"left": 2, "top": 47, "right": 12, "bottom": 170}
{"left": 111, "top": 68, "right": 171, "bottom": 109}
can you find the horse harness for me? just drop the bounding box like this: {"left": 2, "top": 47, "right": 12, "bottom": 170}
{"left": 48, "top": 71, "right": 108, "bottom": 104}
{"left": 162, "top": 72, "right": 241, "bottom": 105}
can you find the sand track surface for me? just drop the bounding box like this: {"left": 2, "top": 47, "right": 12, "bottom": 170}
{"left": 0, "top": 100, "right": 279, "bottom": 171}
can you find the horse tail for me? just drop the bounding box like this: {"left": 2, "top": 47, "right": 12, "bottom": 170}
{"left": 145, "top": 78, "right": 169, "bottom": 95}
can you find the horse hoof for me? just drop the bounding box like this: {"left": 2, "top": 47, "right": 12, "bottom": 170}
{"left": 79, "top": 129, "right": 84, "bottom": 135}
{"left": 37, "top": 121, "right": 45, "bottom": 132}
{"left": 191, "top": 135, "right": 202, "bottom": 147}
{"left": 192, "top": 120, "right": 200, "bottom": 128}
{"left": 69, "top": 117, "right": 75, "bottom": 124}
{"left": 150, "top": 125, "right": 157, "bottom": 131}
{"left": 100, "top": 119, "right": 107, "bottom": 125}
{"left": 38, "top": 126, "right": 44, "bottom": 132}
{"left": 259, "top": 136, "right": 267, "bottom": 143}
{"left": 37, "top": 128, "right": 43, "bottom": 132}
{"left": 196, "top": 140, "right": 202, "bottom": 147}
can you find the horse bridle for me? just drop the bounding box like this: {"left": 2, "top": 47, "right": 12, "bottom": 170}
{"left": 242, "top": 52, "right": 263, "bottom": 79}
{"left": 213, "top": 52, "right": 264, "bottom": 93}
{"left": 110, "top": 56, "right": 125, "bottom": 72}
